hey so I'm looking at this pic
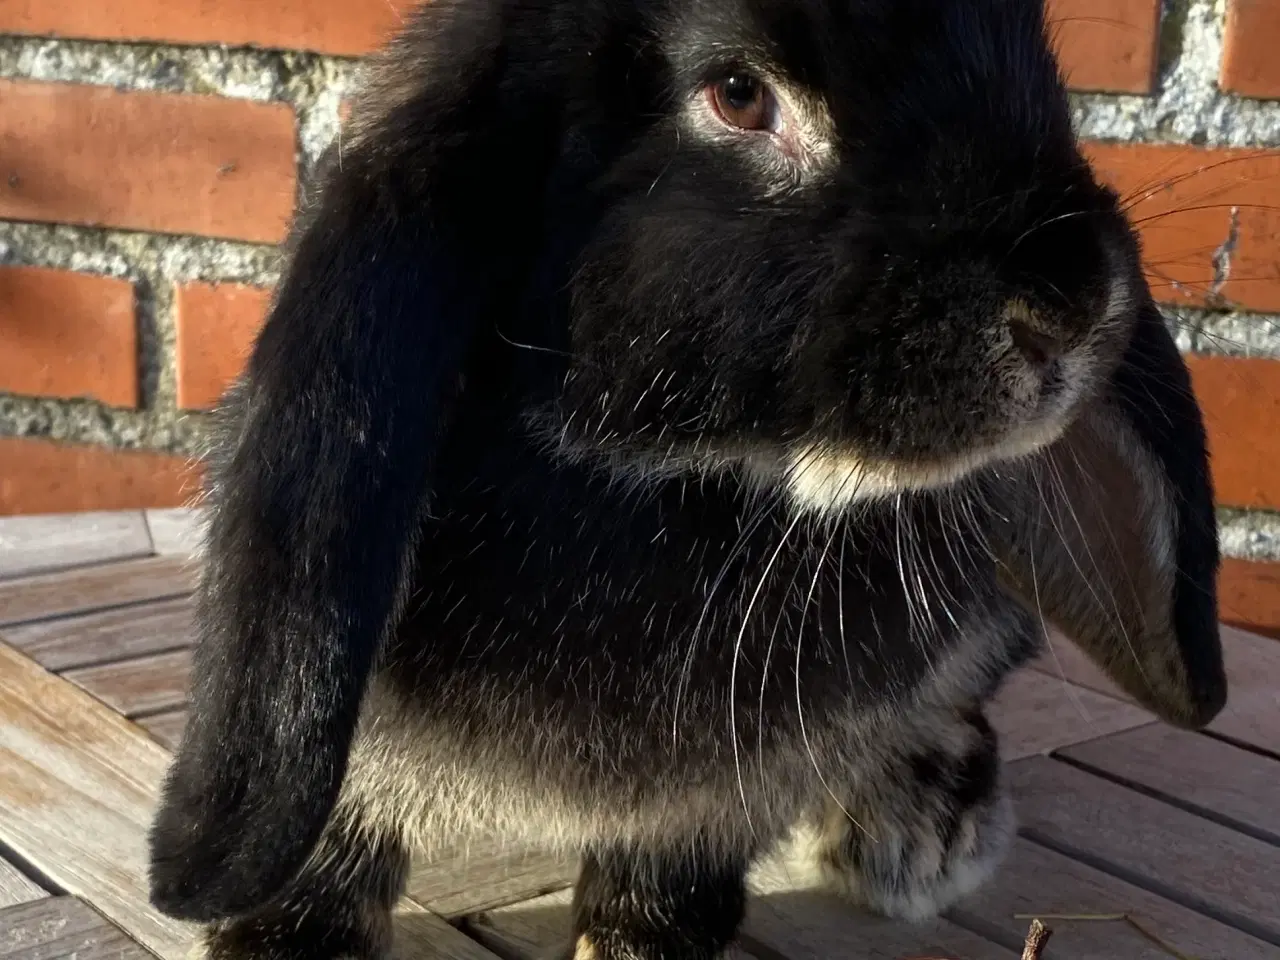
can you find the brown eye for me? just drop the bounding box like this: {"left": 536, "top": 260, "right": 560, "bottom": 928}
{"left": 709, "top": 73, "right": 771, "bottom": 131}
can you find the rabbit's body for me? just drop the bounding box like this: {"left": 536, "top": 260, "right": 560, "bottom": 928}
{"left": 149, "top": 0, "right": 1227, "bottom": 957}
{"left": 343, "top": 453, "right": 1036, "bottom": 853}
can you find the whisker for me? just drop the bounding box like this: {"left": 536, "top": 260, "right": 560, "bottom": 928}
{"left": 729, "top": 508, "right": 804, "bottom": 838}
{"left": 671, "top": 490, "right": 776, "bottom": 747}
{"left": 795, "top": 523, "right": 874, "bottom": 839}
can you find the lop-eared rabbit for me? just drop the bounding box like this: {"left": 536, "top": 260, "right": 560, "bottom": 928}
{"left": 148, "top": 0, "right": 1227, "bottom": 957}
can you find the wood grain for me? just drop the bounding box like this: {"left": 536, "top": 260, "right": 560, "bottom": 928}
{"left": 63, "top": 649, "right": 193, "bottom": 718}
{"left": 0, "top": 641, "right": 195, "bottom": 959}
{"left": 988, "top": 667, "right": 1153, "bottom": 759}
{"left": 0, "top": 896, "right": 154, "bottom": 959}
{"left": 137, "top": 710, "right": 187, "bottom": 751}
{"left": 1060, "top": 723, "right": 1280, "bottom": 840}
{"left": 952, "top": 836, "right": 1278, "bottom": 960}
{"left": 1, "top": 596, "right": 194, "bottom": 672}
{"left": 0, "top": 857, "right": 45, "bottom": 910}
{"left": 1030, "top": 625, "right": 1280, "bottom": 754}
{"left": 0, "top": 555, "right": 196, "bottom": 627}
{"left": 0, "top": 511, "right": 152, "bottom": 580}
{"left": 405, "top": 840, "right": 577, "bottom": 919}
{"left": 1008, "top": 757, "right": 1280, "bottom": 942}
{"left": 746, "top": 870, "right": 1015, "bottom": 960}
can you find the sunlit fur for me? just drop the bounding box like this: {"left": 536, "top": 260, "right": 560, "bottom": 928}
{"left": 147, "top": 0, "right": 1225, "bottom": 957}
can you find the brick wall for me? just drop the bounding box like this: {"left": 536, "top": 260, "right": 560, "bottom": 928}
{"left": 2, "top": 0, "right": 1279, "bottom": 636}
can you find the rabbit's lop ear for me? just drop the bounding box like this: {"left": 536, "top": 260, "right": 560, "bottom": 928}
{"left": 148, "top": 0, "right": 563, "bottom": 922}
{"left": 992, "top": 297, "right": 1226, "bottom": 730}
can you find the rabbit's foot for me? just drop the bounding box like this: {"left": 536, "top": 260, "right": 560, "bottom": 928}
{"left": 186, "top": 804, "right": 408, "bottom": 960}
{"left": 191, "top": 908, "right": 392, "bottom": 960}
{"left": 814, "top": 705, "right": 1014, "bottom": 922}
{"left": 554, "top": 844, "right": 750, "bottom": 959}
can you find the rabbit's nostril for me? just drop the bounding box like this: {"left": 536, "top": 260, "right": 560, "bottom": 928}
{"left": 1008, "top": 318, "right": 1062, "bottom": 369}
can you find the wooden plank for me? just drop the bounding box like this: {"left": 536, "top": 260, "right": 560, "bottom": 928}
{"left": 745, "top": 868, "right": 1015, "bottom": 960}
{"left": 137, "top": 711, "right": 187, "bottom": 751}
{"left": 1060, "top": 724, "right": 1280, "bottom": 841}
{"left": 0, "top": 641, "right": 196, "bottom": 959}
{"left": 1031, "top": 624, "right": 1280, "bottom": 754}
{"left": 0, "top": 896, "right": 153, "bottom": 959}
{"left": 63, "top": 650, "right": 193, "bottom": 719}
{"left": 144, "top": 509, "right": 204, "bottom": 558}
{"left": 0, "top": 512, "right": 152, "bottom": 580}
{"left": 987, "top": 667, "right": 1154, "bottom": 760}
{"left": 405, "top": 840, "right": 576, "bottom": 919}
{"left": 0, "top": 555, "right": 196, "bottom": 627}
{"left": 1008, "top": 756, "right": 1280, "bottom": 944}
{"left": 2, "top": 597, "right": 194, "bottom": 672}
{"left": 0, "top": 858, "right": 45, "bottom": 910}
{"left": 391, "top": 903, "right": 507, "bottom": 960}
{"left": 465, "top": 890, "right": 760, "bottom": 960}
{"left": 951, "top": 836, "right": 1278, "bottom": 960}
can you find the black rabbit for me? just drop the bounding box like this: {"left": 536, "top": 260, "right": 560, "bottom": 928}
{"left": 147, "top": 0, "right": 1227, "bottom": 957}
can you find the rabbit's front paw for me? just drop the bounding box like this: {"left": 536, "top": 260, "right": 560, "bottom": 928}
{"left": 815, "top": 707, "right": 1014, "bottom": 922}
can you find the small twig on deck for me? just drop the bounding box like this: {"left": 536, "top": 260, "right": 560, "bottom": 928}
{"left": 1013, "top": 912, "right": 1199, "bottom": 960}
{"left": 1021, "top": 919, "right": 1053, "bottom": 960}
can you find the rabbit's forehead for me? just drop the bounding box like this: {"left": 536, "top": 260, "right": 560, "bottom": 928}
{"left": 659, "top": 0, "right": 1059, "bottom": 119}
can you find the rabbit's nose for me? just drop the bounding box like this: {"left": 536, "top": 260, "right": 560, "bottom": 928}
{"left": 1002, "top": 299, "right": 1063, "bottom": 370}
{"left": 1008, "top": 318, "right": 1062, "bottom": 368}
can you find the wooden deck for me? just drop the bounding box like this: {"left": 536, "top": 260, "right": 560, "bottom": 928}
{"left": 0, "top": 510, "right": 1277, "bottom": 960}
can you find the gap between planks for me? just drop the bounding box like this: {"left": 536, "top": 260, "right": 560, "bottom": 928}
{"left": 1008, "top": 755, "right": 1280, "bottom": 947}
{"left": 0, "top": 555, "right": 197, "bottom": 628}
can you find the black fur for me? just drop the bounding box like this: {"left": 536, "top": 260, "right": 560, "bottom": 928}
{"left": 196, "top": 816, "right": 409, "bottom": 960}
{"left": 568, "top": 844, "right": 751, "bottom": 959}
{"left": 148, "top": 0, "right": 1225, "bottom": 953}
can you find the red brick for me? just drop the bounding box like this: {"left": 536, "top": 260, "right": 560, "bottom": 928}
{"left": 1221, "top": 0, "right": 1280, "bottom": 99}
{"left": 0, "top": 437, "right": 199, "bottom": 516}
{"left": 1220, "top": 558, "right": 1280, "bottom": 641}
{"left": 1084, "top": 142, "right": 1280, "bottom": 313}
{"left": 1045, "top": 0, "right": 1161, "bottom": 94}
{"left": 0, "top": 0, "right": 419, "bottom": 58}
{"left": 175, "top": 282, "right": 271, "bottom": 411}
{"left": 0, "top": 80, "right": 296, "bottom": 244}
{"left": 0, "top": 266, "right": 138, "bottom": 408}
{"left": 1186, "top": 355, "right": 1280, "bottom": 512}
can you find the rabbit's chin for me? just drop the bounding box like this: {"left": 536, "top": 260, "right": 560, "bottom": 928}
{"left": 772, "top": 416, "right": 1073, "bottom": 518}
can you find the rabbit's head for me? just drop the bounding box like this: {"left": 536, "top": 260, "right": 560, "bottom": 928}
{"left": 490, "top": 0, "right": 1142, "bottom": 514}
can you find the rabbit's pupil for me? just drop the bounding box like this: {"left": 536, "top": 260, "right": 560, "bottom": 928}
{"left": 723, "top": 75, "right": 757, "bottom": 108}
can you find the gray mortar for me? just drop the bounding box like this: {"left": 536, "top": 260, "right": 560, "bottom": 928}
{"left": 1219, "top": 508, "right": 1280, "bottom": 560}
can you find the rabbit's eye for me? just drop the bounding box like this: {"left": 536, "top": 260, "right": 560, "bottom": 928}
{"left": 709, "top": 74, "right": 772, "bottom": 131}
